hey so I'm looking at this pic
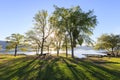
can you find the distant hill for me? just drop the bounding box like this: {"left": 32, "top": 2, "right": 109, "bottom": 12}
{"left": 0, "top": 41, "right": 7, "bottom": 49}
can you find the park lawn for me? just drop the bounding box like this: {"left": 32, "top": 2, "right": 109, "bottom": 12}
{"left": 89, "top": 57, "right": 120, "bottom": 71}
{"left": 0, "top": 54, "right": 26, "bottom": 64}
{"left": 0, "top": 54, "right": 120, "bottom": 80}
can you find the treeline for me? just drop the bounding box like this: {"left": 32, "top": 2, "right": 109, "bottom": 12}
{"left": 5, "top": 5, "right": 97, "bottom": 57}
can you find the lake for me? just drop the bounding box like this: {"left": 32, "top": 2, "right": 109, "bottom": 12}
{"left": 0, "top": 46, "right": 106, "bottom": 58}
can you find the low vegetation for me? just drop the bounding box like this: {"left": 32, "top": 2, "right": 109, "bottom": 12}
{"left": 0, "top": 54, "right": 120, "bottom": 80}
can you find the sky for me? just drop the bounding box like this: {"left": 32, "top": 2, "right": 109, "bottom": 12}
{"left": 0, "top": 0, "right": 120, "bottom": 41}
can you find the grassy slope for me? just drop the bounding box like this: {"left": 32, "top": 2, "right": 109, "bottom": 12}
{"left": 0, "top": 54, "right": 120, "bottom": 80}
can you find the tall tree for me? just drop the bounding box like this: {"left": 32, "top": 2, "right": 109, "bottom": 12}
{"left": 65, "top": 32, "right": 68, "bottom": 57}
{"left": 49, "top": 14, "right": 65, "bottom": 56}
{"left": 52, "top": 6, "right": 97, "bottom": 58}
{"left": 6, "top": 33, "right": 24, "bottom": 56}
{"left": 27, "top": 10, "right": 52, "bottom": 55}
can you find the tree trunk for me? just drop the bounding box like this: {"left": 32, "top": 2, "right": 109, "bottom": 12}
{"left": 56, "top": 42, "right": 59, "bottom": 56}
{"left": 40, "top": 38, "right": 44, "bottom": 55}
{"left": 70, "top": 32, "right": 74, "bottom": 58}
{"left": 65, "top": 35, "right": 68, "bottom": 57}
{"left": 111, "top": 47, "right": 115, "bottom": 56}
{"left": 40, "top": 24, "right": 45, "bottom": 56}
{"left": 36, "top": 45, "right": 40, "bottom": 55}
{"left": 116, "top": 51, "right": 119, "bottom": 57}
{"left": 14, "top": 44, "right": 17, "bottom": 57}
{"left": 71, "top": 43, "right": 74, "bottom": 58}
{"left": 57, "top": 41, "right": 61, "bottom": 57}
{"left": 57, "top": 47, "right": 59, "bottom": 56}
{"left": 48, "top": 46, "right": 50, "bottom": 53}
{"left": 115, "top": 47, "right": 119, "bottom": 57}
{"left": 41, "top": 26, "right": 45, "bottom": 56}
{"left": 36, "top": 46, "right": 38, "bottom": 54}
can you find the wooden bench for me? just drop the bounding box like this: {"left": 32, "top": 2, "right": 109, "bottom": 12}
{"left": 42, "top": 53, "right": 50, "bottom": 58}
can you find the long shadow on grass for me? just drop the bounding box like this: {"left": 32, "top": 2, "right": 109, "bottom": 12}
{"left": 89, "top": 59, "right": 120, "bottom": 64}
{"left": 35, "top": 56, "right": 56, "bottom": 79}
{"left": 0, "top": 56, "right": 39, "bottom": 80}
{"left": 62, "top": 57, "right": 91, "bottom": 80}
{"left": 0, "top": 57, "right": 26, "bottom": 68}
{"left": 1, "top": 56, "right": 120, "bottom": 80}
{"left": 36, "top": 57, "right": 60, "bottom": 80}
{"left": 36, "top": 56, "right": 72, "bottom": 80}
{"left": 67, "top": 58, "right": 120, "bottom": 80}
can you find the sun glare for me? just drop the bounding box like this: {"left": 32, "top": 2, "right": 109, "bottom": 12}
{"left": 50, "top": 33, "right": 55, "bottom": 38}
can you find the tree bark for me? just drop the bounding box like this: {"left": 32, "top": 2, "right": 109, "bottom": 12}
{"left": 65, "top": 35, "right": 68, "bottom": 57}
{"left": 57, "top": 42, "right": 59, "bottom": 56}
{"left": 40, "top": 25, "right": 45, "bottom": 55}
{"left": 14, "top": 44, "right": 17, "bottom": 57}
{"left": 36, "top": 46, "right": 38, "bottom": 54}
{"left": 40, "top": 38, "right": 44, "bottom": 55}
{"left": 57, "top": 47, "right": 59, "bottom": 56}
{"left": 57, "top": 41, "right": 61, "bottom": 57}
{"left": 111, "top": 47, "right": 115, "bottom": 56}
{"left": 70, "top": 32, "right": 74, "bottom": 58}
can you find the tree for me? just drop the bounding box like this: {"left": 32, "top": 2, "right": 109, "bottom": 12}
{"left": 6, "top": 33, "right": 24, "bottom": 56}
{"left": 44, "top": 35, "right": 54, "bottom": 54}
{"left": 51, "top": 6, "right": 97, "bottom": 58}
{"left": 115, "top": 35, "right": 120, "bottom": 56}
{"left": 54, "top": 30, "right": 64, "bottom": 56}
{"left": 65, "top": 33, "right": 68, "bottom": 57}
{"left": 95, "top": 34, "right": 120, "bottom": 56}
{"left": 49, "top": 14, "right": 65, "bottom": 56}
{"left": 63, "top": 32, "right": 71, "bottom": 57}
{"left": 26, "top": 30, "right": 41, "bottom": 55}
{"left": 26, "top": 10, "right": 52, "bottom": 55}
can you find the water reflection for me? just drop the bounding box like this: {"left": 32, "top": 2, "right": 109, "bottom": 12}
{"left": 0, "top": 46, "right": 106, "bottom": 58}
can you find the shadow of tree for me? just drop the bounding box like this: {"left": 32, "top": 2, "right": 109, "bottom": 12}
{"left": 0, "top": 56, "right": 120, "bottom": 80}
{"left": 88, "top": 58, "right": 120, "bottom": 64}
{"left": 62, "top": 58, "right": 88, "bottom": 80}
{"left": 0, "top": 56, "right": 39, "bottom": 80}
{"left": 66, "top": 58, "right": 120, "bottom": 80}
{"left": 36, "top": 57, "right": 71, "bottom": 80}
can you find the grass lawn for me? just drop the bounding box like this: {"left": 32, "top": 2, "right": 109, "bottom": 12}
{"left": 0, "top": 54, "right": 120, "bottom": 80}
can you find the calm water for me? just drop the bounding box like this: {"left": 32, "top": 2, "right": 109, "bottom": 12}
{"left": 0, "top": 46, "right": 106, "bottom": 58}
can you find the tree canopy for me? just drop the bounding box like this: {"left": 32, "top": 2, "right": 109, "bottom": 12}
{"left": 95, "top": 34, "right": 120, "bottom": 56}
{"left": 4, "top": 6, "right": 97, "bottom": 58}
{"left": 50, "top": 5, "right": 97, "bottom": 58}
{"left": 26, "top": 10, "right": 53, "bottom": 55}
{"left": 6, "top": 33, "right": 24, "bottom": 56}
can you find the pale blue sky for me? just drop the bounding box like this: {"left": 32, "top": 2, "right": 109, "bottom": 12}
{"left": 0, "top": 0, "right": 120, "bottom": 41}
